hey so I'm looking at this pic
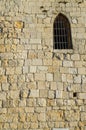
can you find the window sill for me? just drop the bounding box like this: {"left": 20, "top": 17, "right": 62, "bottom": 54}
{"left": 53, "top": 49, "right": 73, "bottom": 54}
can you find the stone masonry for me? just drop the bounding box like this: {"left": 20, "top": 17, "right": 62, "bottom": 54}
{"left": 0, "top": 0, "right": 86, "bottom": 130}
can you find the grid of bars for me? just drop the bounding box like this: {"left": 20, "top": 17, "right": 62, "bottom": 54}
{"left": 53, "top": 14, "right": 72, "bottom": 49}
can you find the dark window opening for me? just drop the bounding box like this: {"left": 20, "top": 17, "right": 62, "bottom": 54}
{"left": 53, "top": 13, "right": 73, "bottom": 49}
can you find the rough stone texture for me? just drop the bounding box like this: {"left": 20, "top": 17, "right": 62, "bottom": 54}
{"left": 0, "top": 0, "right": 86, "bottom": 130}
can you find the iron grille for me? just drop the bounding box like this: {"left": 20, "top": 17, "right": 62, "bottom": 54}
{"left": 53, "top": 14, "right": 72, "bottom": 49}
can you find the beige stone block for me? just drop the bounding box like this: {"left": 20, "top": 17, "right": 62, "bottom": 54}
{"left": 56, "top": 90, "right": 62, "bottom": 99}
{"left": 26, "top": 74, "right": 34, "bottom": 82}
{"left": 0, "top": 68, "right": 5, "bottom": 75}
{"left": 38, "top": 113, "right": 46, "bottom": 121}
{"left": 71, "top": 54, "right": 80, "bottom": 60}
{"left": 60, "top": 67, "right": 69, "bottom": 74}
{"left": 62, "top": 74, "right": 67, "bottom": 82}
{"left": 67, "top": 74, "right": 73, "bottom": 83}
{"left": 6, "top": 67, "right": 15, "bottom": 75}
{"left": 30, "top": 39, "right": 41, "bottom": 44}
{"left": 73, "top": 75, "right": 81, "bottom": 83}
{"left": 28, "top": 51, "right": 37, "bottom": 59}
{"left": 2, "top": 83, "right": 9, "bottom": 91}
{"left": 48, "top": 90, "right": 54, "bottom": 99}
{"left": 25, "top": 107, "right": 34, "bottom": 113}
{"left": 78, "top": 93, "right": 86, "bottom": 99}
{"left": 43, "top": 59, "right": 52, "bottom": 65}
{"left": 37, "top": 66, "right": 48, "bottom": 72}
{"left": 19, "top": 113, "right": 26, "bottom": 122}
{"left": 23, "top": 66, "right": 28, "bottom": 74}
{"left": 30, "top": 66, "right": 36, "bottom": 73}
{"left": 65, "top": 110, "right": 79, "bottom": 121}
{"left": 10, "top": 123, "right": 17, "bottom": 129}
{"left": 0, "top": 45, "right": 5, "bottom": 52}
{"left": 0, "top": 75, "right": 7, "bottom": 83}
{"left": 31, "top": 122, "right": 38, "bottom": 129}
{"left": 47, "top": 99, "right": 56, "bottom": 107}
{"left": 35, "top": 73, "right": 45, "bottom": 81}
{"left": 30, "top": 90, "right": 39, "bottom": 97}
{"left": 11, "top": 44, "right": 17, "bottom": 52}
{"left": 82, "top": 84, "right": 86, "bottom": 92}
{"left": 19, "top": 99, "right": 26, "bottom": 107}
{"left": 37, "top": 98, "right": 46, "bottom": 106}
{"left": 78, "top": 68, "right": 86, "bottom": 74}
{"left": 38, "top": 81, "right": 46, "bottom": 89}
{"left": 31, "top": 113, "right": 37, "bottom": 122}
{"left": 14, "top": 67, "right": 22, "bottom": 74}
{"left": 50, "top": 82, "right": 57, "bottom": 90}
{"left": 57, "top": 82, "right": 63, "bottom": 91}
{"left": 82, "top": 75, "right": 86, "bottom": 84}
{"left": 69, "top": 68, "right": 77, "bottom": 74}
{"left": 81, "top": 112, "right": 86, "bottom": 121}
{"left": 63, "top": 61, "right": 73, "bottom": 67}
{"left": 32, "top": 59, "right": 42, "bottom": 65}
{"left": 39, "top": 89, "right": 48, "bottom": 97}
{"left": 14, "top": 21, "right": 24, "bottom": 29}
{"left": 46, "top": 73, "right": 53, "bottom": 81}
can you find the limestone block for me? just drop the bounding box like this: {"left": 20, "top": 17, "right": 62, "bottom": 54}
{"left": 32, "top": 59, "right": 42, "bottom": 65}
{"left": 43, "top": 59, "right": 52, "bottom": 65}
{"left": 56, "top": 90, "right": 62, "bottom": 99}
{"left": 0, "top": 76, "right": 7, "bottom": 83}
{"left": 26, "top": 98, "right": 36, "bottom": 107}
{"left": 38, "top": 113, "right": 46, "bottom": 121}
{"left": 37, "top": 98, "right": 46, "bottom": 106}
{"left": 78, "top": 93, "right": 86, "bottom": 99}
{"left": 37, "top": 66, "right": 48, "bottom": 72}
{"left": 63, "top": 61, "right": 73, "bottom": 67}
{"left": 23, "top": 66, "right": 28, "bottom": 74}
{"left": 60, "top": 67, "right": 69, "bottom": 74}
{"left": 82, "top": 75, "right": 86, "bottom": 84}
{"left": 14, "top": 67, "right": 22, "bottom": 74}
{"left": 39, "top": 89, "right": 48, "bottom": 97}
{"left": 57, "top": 82, "right": 63, "bottom": 91}
{"left": 69, "top": 68, "right": 77, "bottom": 74}
{"left": 27, "top": 51, "right": 37, "bottom": 59}
{"left": 82, "top": 84, "right": 86, "bottom": 92}
{"left": 0, "top": 68, "right": 5, "bottom": 75}
{"left": 65, "top": 110, "right": 79, "bottom": 121}
{"left": 30, "top": 66, "right": 36, "bottom": 73}
{"left": 31, "top": 122, "right": 38, "bottom": 129}
{"left": 30, "top": 39, "right": 41, "bottom": 44}
{"left": 0, "top": 45, "right": 5, "bottom": 53}
{"left": 35, "top": 73, "right": 45, "bottom": 81}
{"left": 31, "top": 113, "right": 38, "bottom": 122}
{"left": 78, "top": 68, "right": 86, "bottom": 74}
{"left": 19, "top": 113, "right": 26, "bottom": 122}
{"left": 38, "top": 81, "right": 46, "bottom": 89}
{"left": 73, "top": 75, "right": 81, "bottom": 83}
{"left": 46, "top": 73, "right": 53, "bottom": 81}
{"left": 48, "top": 90, "right": 54, "bottom": 99}
{"left": 14, "top": 21, "right": 24, "bottom": 29}
{"left": 81, "top": 112, "right": 86, "bottom": 121}
{"left": 19, "top": 99, "right": 26, "bottom": 107}
{"left": 62, "top": 74, "right": 67, "bottom": 82}
{"left": 6, "top": 67, "right": 15, "bottom": 75}
{"left": 50, "top": 82, "right": 57, "bottom": 90}
{"left": 71, "top": 54, "right": 80, "bottom": 60}
{"left": 67, "top": 74, "right": 73, "bottom": 83}
{"left": 2, "top": 83, "right": 9, "bottom": 91}
{"left": 30, "top": 90, "right": 39, "bottom": 97}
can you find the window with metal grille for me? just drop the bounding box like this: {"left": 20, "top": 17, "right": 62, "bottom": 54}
{"left": 53, "top": 13, "right": 73, "bottom": 49}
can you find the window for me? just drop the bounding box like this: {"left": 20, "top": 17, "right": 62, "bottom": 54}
{"left": 53, "top": 13, "right": 73, "bottom": 49}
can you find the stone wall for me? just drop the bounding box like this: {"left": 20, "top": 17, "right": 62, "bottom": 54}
{"left": 0, "top": 0, "right": 86, "bottom": 130}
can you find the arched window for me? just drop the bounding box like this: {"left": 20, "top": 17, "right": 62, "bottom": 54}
{"left": 53, "top": 13, "right": 73, "bottom": 49}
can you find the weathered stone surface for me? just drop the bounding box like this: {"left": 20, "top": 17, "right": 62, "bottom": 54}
{"left": 0, "top": 0, "right": 86, "bottom": 130}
